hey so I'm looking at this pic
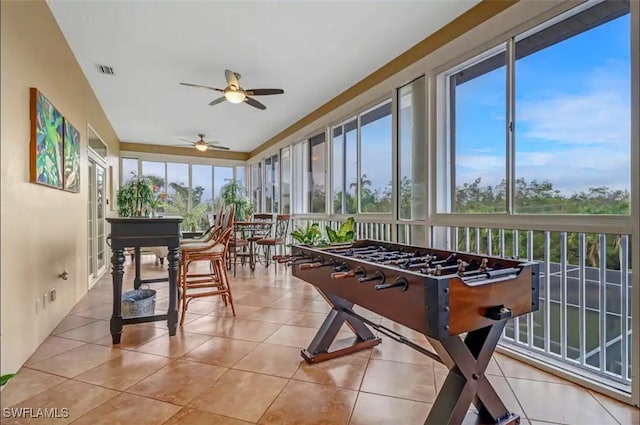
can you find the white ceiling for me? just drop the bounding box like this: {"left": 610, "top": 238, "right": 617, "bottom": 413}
{"left": 47, "top": 0, "right": 479, "bottom": 153}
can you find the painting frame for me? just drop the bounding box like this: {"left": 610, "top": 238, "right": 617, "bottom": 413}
{"left": 30, "top": 88, "right": 64, "bottom": 189}
{"left": 63, "top": 118, "right": 81, "bottom": 193}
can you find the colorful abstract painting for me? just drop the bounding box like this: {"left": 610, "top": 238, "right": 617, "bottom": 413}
{"left": 63, "top": 119, "right": 80, "bottom": 192}
{"left": 30, "top": 88, "right": 63, "bottom": 188}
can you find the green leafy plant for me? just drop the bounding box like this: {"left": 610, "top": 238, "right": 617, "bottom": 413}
{"left": 325, "top": 217, "right": 355, "bottom": 244}
{"left": 117, "top": 173, "right": 155, "bottom": 217}
{"left": 290, "top": 222, "right": 323, "bottom": 246}
{"left": 219, "top": 179, "right": 255, "bottom": 220}
{"left": 1, "top": 373, "right": 17, "bottom": 387}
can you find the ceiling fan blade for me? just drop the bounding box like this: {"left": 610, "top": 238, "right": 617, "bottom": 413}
{"left": 209, "top": 97, "right": 227, "bottom": 106}
{"left": 178, "top": 138, "right": 196, "bottom": 143}
{"left": 180, "top": 82, "right": 223, "bottom": 92}
{"left": 225, "top": 69, "right": 240, "bottom": 88}
{"left": 246, "top": 89, "right": 284, "bottom": 96}
{"left": 208, "top": 145, "right": 231, "bottom": 151}
{"left": 245, "top": 96, "right": 266, "bottom": 110}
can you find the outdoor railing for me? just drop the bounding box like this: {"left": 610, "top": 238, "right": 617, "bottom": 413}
{"left": 437, "top": 225, "right": 633, "bottom": 391}
{"left": 289, "top": 214, "right": 633, "bottom": 392}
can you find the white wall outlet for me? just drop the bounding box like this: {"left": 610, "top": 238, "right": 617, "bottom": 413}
{"left": 50, "top": 288, "right": 57, "bottom": 302}
{"left": 43, "top": 293, "right": 47, "bottom": 308}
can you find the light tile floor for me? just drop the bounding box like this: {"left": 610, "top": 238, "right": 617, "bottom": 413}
{"left": 1, "top": 256, "right": 638, "bottom": 425}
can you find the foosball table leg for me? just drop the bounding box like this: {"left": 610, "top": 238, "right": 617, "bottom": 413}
{"left": 301, "top": 292, "right": 381, "bottom": 363}
{"left": 425, "top": 322, "right": 519, "bottom": 425}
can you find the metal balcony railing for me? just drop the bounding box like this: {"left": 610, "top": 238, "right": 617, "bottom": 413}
{"left": 441, "top": 226, "right": 633, "bottom": 390}
{"left": 289, "top": 215, "right": 633, "bottom": 392}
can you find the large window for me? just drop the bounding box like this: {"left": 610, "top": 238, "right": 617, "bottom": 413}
{"left": 332, "top": 120, "right": 358, "bottom": 214}
{"left": 263, "top": 154, "right": 280, "bottom": 213}
{"left": 191, "top": 164, "right": 213, "bottom": 229}
{"left": 514, "top": 1, "right": 631, "bottom": 214}
{"left": 264, "top": 156, "right": 274, "bottom": 212}
{"left": 440, "top": 0, "right": 633, "bottom": 389}
{"left": 141, "top": 161, "right": 166, "bottom": 192}
{"left": 250, "top": 163, "right": 262, "bottom": 213}
{"left": 236, "top": 166, "right": 246, "bottom": 192}
{"left": 398, "top": 77, "right": 426, "bottom": 220}
{"left": 360, "top": 101, "right": 392, "bottom": 213}
{"left": 122, "top": 159, "right": 244, "bottom": 230}
{"left": 121, "top": 158, "right": 138, "bottom": 184}
{"left": 330, "top": 101, "right": 392, "bottom": 215}
{"left": 444, "top": 1, "right": 630, "bottom": 216}
{"left": 332, "top": 126, "right": 344, "bottom": 213}
{"left": 281, "top": 147, "right": 291, "bottom": 214}
{"left": 214, "top": 166, "right": 234, "bottom": 211}
{"left": 308, "top": 133, "right": 326, "bottom": 213}
{"left": 292, "top": 141, "right": 308, "bottom": 214}
{"left": 447, "top": 47, "right": 507, "bottom": 213}
{"left": 166, "top": 162, "right": 190, "bottom": 229}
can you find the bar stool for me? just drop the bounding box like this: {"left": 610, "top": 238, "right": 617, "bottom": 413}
{"left": 178, "top": 205, "right": 236, "bottom": 326}
{"left": 246, "top": 213, "right": 273, "bottom": 270}
{"left": 256, "top": 214, "right": 290, "bottom": 269}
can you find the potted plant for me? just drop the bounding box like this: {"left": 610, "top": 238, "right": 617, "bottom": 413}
{"left": 219, "top": 179, "right": 255, "bottom": 220}
{"left": 290, "top": 222, "right": 324, "bottom": 246}
{"left": 117, "top": 173, "right": 155, "bottom": 217}
{"left": 325, "top": 217, "right": 355, "bottom": 246}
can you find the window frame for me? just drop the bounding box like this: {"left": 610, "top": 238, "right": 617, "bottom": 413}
{"left": 307, "top": 131, "right": 328, "bottom": 214}
{"left": 439, "top": 1, "right": 632, "bottom": 218}
{"left": 119, "top": 154, "right": 246, "bottom": 229}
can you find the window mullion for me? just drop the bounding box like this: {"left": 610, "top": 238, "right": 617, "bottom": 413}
{"left": 506, "top": 38, "right": 516, "bottom": 215}
{"left": 342, "top": 126, "right": 347, "bottom": 214}
{"left": 357, "top": 114, "right": 362, "bottom": 213}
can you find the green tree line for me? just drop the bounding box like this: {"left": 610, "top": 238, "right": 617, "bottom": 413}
{"left": 454, "top": 178, "right": 630, "bottom": 270}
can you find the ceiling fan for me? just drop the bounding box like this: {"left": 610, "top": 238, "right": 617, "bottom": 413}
{"left": 176, "top": 134, "right": 230, "bottom": 152}
{"left": 180, "top": 69, "right": 284, "bottom": 110}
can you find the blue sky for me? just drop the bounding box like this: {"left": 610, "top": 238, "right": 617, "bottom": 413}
{"left": 132, "top": 11, "right": 630, "bottom": 209}
{"left": 343, "top": 11, "right": 631, "bottom": 204}
{"left": 456, "top": 13, "right": 631, "bottom": 195}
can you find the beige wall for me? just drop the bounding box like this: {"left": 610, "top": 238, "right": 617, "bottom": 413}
{"left": 1, "top": 0, "right": 120, "bottom": 374}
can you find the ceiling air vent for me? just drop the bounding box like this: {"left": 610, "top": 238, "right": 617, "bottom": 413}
{"left": 96, "top": 64, "right": 115, "bottom": 75}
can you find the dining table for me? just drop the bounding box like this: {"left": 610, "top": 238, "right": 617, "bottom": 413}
{"left": 233, "top": 220, "right": 274, "bottom": 273}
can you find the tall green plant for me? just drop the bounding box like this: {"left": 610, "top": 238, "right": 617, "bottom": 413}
{"left": 117, "top": 172, "right": 155, "bottom": 217}
{"left": 219, "top": 179, "right": 254, "bottom": 220}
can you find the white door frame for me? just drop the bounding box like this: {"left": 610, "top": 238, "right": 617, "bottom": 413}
{"left": 87, "top": 124, "right": 109, "bottom": 289}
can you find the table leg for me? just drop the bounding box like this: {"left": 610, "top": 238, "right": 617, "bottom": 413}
{"left": 110, "top": 248, "right": 125, "bottom": 344}
{"left": 134, "top": 247, "right": 142, "bottom": 289}
{"left": 167, "top": 246, "right": 180, "bottom": 336}
{"left": 425, "top": 323, "right": 518, "bottom": 425}
{"left": 250, "top": 241, "right": 256, "bottom": 271}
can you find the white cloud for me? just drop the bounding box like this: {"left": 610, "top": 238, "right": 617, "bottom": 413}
{"left": 457, "top": 146, "right": 630, "bottom": 194}
{"left": 457, "top": 154, "right": 504, "bottom": 171}
{"left": 517, "top": 72, "right": 630, "bottom": 147}
{"left": 469, "top": 147, "right": 495, "bottom": 153}
{"left": 455, "top": 70, "right": 632, "bottom": 194}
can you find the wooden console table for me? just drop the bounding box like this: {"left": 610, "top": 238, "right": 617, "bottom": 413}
{"left": 106, "top": 216, "right": 183, "bottom": 344}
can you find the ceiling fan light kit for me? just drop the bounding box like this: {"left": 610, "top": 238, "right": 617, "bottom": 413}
{"left": 176, "top": 133, "right": 231, "bottom": 152}
{"left": 224, "top": 89, "right": 246, "bottom": 104}
{"left": 180, "top": 69, "right": 284, "bottom": 111}
{"left": 195, "top": 142, "right": 209, "bottom": 152}
{"left": 178, "top": 69, "right": 285, "bottom": 152}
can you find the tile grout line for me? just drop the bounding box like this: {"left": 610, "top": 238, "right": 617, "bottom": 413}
{"left": 586, "top": 390, "right": 625, "bottom": 425}
{"left": 495, "top": 355, "right": 533, "bottom": 423}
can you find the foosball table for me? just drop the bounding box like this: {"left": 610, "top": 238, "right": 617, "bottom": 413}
{"left": 279, "top": 239, "right": 539, "bottom": 425}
